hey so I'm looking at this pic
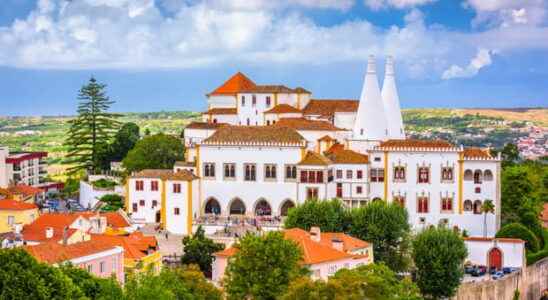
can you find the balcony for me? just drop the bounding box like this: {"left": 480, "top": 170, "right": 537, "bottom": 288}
{"left": 39, "top": 159, "right": 47, "bottom": 165}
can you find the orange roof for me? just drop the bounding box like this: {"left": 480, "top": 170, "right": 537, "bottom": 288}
{"left": 76, "top": 212, "right": 131, "bottom": 228}
{"left": 464, "top": 237, "right": 525, "bottom": 244}
{"left": 298, "top": 151, "right": 332, "bottom": 166}
{"left": 540, "top": 203, "right": 548, "bottom": 223}
{"left": 0, "top": 199, "right": 38, "bottom": 211}
{"left": 318, "top": 135, "right": 335, "bottom": 142}
{"left": 22, "top": 213, "right": 82, "bottom": 242}
{"left": 324, "top": 143, "right": 345, "bottom": 155}
{"left": 202, "top": 108, "right": 238, "bottom": 115}
{"left": 463, "top": 147, "right": 492, "bottom": 159}
{"left": 379, "top": 139, "right": 454, "bottom": 149}
{"left": 130, "top": 169, "right": 197, "bottom": 181}
{"left": 186, "top": 122, "right": 228, "bottom": 130}
{"left": 208, "top": 72, "right": 256, "bottom": 96}
{"left": 215, "top": 247, "right": 238, "bottom": 257}
{"left": 240, "top": 85, "right": 296, "bottom": 93}
{"left": 264, "top": 104, "right": 302, "bottom": 114}
{"left": 90, "top": 232, "right": 158, "bottom": 260}
{"left": 8, "top": 184, "right": 44, "bottom": 198}
{"left": 25, "top": 240, "right": 119, "bottom": 264}
{"left": 274, "top": 118, "right": 344, "bottom": 131}
{"left": 319, "top": 232, "right": 370, "bottom": 252}
{"left": 203, "top": 125, "right": 305, "bottom": 145}
{"left": 302, "top": 99, "right": 358, "bottom": 117}
{"left": 326, "top": 149, "right": 369, "bottom": 164}
{"left": 294, "top": 87, "right": 311, "bottom": 94}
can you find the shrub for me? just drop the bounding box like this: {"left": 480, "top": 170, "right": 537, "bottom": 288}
{"left": 92, "top": 178, "right": 117, "bottom": 189}
{"left": 496, "top": 223, "right": 540, "bottom": 252}
{"left": 100, "top": 194, "right": 124, "bottom": 211}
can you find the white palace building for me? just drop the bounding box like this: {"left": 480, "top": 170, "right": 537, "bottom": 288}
{"left": 126, "top": 55, "right": 502, "bottom": 239}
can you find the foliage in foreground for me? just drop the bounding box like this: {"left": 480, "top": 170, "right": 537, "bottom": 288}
{"left": 283, "top": 198, "right": 351, "bottom": 232}
{"left": 412, "top": 226, "right": 467, "bottom": 300}
{"left": 223, "top": 231, "right": 308, "bottom": 300}
{"left": 181, "top": 226, "right": 224, "bottom": 277}
{"left": 282, "top": 263, "right": 422, "bottom": 300}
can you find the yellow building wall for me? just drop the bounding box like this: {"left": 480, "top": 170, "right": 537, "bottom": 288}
{"left": 124, "top": 251, "right": 162, "bottom": 275}
{"left": 0, "top": 208, "right": 38, "bottom": 233}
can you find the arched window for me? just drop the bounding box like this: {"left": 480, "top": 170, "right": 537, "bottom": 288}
{"left": 280, "top": 200, "right": 295, "bottom": 216}
{"left": 484, "top": 170, "right": 494, "bottom": 181}
{"left": 441, "top": 197, "right": 453, "bottom": 212}
{"left": 255, "top": 199, "right": 272, "bottom": 216}
{"left": 229, "top": 198, "right": 246, "bottom": 215}
{"left": 417, "top": 196, "right": 429, "bottom": 213}
{"left": 473, "top": 200, "right": 482, "bottom": 214}
{"left": 464, "top": 200, "right": 473, "bottom": 211}
{"left": 205, "top": 198, "right": 221, "bottom": 215}
{"left": 464, "top": 170, "right": 473, "bottom": 181}
{"left": 418, "top": 167, "right": 430, "bottom": 183}
{"left": 474, "top": 170, "right": 483, "bottom": 184}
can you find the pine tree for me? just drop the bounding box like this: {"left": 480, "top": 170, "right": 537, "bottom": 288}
{"left": 65, "top": 77, "right": 120, "bottom": 174}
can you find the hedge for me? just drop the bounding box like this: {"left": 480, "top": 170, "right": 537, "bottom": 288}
{"left": 496, "top": 223, "right": 540, "bottom": 252}
{"left": 526, "top": 229, "right": 548, "bottom": 265}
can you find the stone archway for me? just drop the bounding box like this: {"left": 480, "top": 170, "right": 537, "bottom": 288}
{"left": 254, "top": 199, "right": 272, "bottom": 216}
{"left": 229, "top": 198, "right": 246, "bottom": 215}
{"left": 204, "top": 197, "right": 221, "bottom": 215}
{"left": 488, "top": 247, "right": 503, "bottom": 270}
{"left": 279, "top": 200, "right": 296, "bottom": 216}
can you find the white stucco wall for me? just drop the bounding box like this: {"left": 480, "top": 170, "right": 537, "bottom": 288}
{"left": 465, "top": 239, "right": 525, "bottom": 269}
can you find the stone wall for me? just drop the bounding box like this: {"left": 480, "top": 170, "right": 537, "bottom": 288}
{"left": 453, "top": 257, "right": 548, "bottom": 300}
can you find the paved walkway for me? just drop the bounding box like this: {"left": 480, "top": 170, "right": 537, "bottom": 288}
{"left": 140, "top": 224, "right": 185, "bottom": 256}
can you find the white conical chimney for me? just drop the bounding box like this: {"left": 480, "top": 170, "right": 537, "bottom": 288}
{"left": 382, "top": 56, "right": 405, "bottom": 139}
{"left": 352, "top": 55, "right": 389, "bottom": 141}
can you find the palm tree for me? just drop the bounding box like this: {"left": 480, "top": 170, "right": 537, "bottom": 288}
{"left": 481, "top": 200, "right": 495, "bottom": 237}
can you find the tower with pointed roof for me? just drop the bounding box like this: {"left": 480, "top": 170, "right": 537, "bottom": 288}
{"left": 352, "top": 55, "right": 389, "bottom": 142}
{"left": 382, "top": 56, "right": 405, "bottom": 139}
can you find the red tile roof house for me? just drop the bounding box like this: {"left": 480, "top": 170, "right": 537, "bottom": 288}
{"left": 25, "top": 239, "right": 125, "bottom": 284}
{"left": 212, "top": 227, "right": 373, "bottom": 283}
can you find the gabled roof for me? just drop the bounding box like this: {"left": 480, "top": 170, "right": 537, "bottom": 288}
{"left": 6, "top": 184, "right": 44, "bottom": 198}
{"left": 319, "top": 232, "right": 370, "bottom": 252}
{"left": 302, "top": 99, "right": 358, "bottom": 117}
{"left": 208, "top": 72, "right": 256, "bottom": 96}
{"left": 463, "top": 147, "right": 492, "bottom": 159}
{"left": 25, "top": 240, "right": 120, "bottom": 264}
{"left": 274, "top": 118, "right": 344, "bottom": 131}
{"left": 22, "top": 213, "right": 82, "bottom": 242}
{"left": 324, "top": 143, "right": 345, "bottom": 155}
{"left": 325, "top": 149, "right": 369, "bottom": 164}
{"left": 90, "top": 232, "right": 158, "bottom": 260}
{"left": 203, "top": 126, "right": 305, "bottom": 145}
{"left": 318, "top": 135, "right": 335, "bottom": 142}
{"left": 0, "top": 199, "right": 38, "bottom": 211}
{"left": 130, "top": 169, "right": 197, "bottom": 181}
{"left": 202, "top": 108, "right": 238, "bottom": 115}
{"left": 298, "top": 151, "right": 331, "bottom": 166}
{"left": 378, "top": 139, "right": 454, "bottom": 149}
{"left": 185, "top": 122, "right": 228, "bottom": 130}
{"left": 264, "top": 104, "right": 302, "bottom": 114}
{"left": 294, "top": 87, "right": 311, "bottom": 94}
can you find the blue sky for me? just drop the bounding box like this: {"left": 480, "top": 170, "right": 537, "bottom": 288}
{"left": 0, "top": 0, "right": 547, "bottom": 116}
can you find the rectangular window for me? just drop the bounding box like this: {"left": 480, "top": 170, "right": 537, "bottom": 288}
{"left": 264, "top": 164, "right": 277, "bottom": 180}
{"left": 441, "top": 167, "right": 453, "bottom": 182}
{"left": 374, "top": 157, "right": 381, "bottom": 162}
{"left": 252, "top": 95, "right": 257, "bottom": 106}
{"left": 300, "top": 170, "right": 308, "bottom": 183}
{"left": 266, "top": 96, "right": 271, "bottom": 107}
{"left": 203, "top": 163, "right": 215, "bottom": 179}
{"left": 357, "top": 170, "right": 363, "bottom": 179}
{"left": 152, "top": 200, "right": 158, "bottom": 208}
{"left": 87, "top": 265, "right": 93, "bottom": 272}
{"left": 356, "top": 186, "right": 363, "bottom": 194}
{"left": 224, "top": 163, "right": 236, "bottom": 180}
{"left": 306, "top": 188, "right": 319, "bottom": 200}
{"left": 100, "top": 261, "right": 105, "bottom": 273}
{"left": 135, "top": 180, "right": 144, "bottom": 191}
{"left": 151, "top": 181, "right": 159, "bottom": 191}
{"left": 418, "top": 167, "right": 430, "bottom": 184}
{"left": 173, "top": 183, "right": 181, "bottom": 193}
{"left": 309, "top": 170, "right": 316, "bottom": 183}
{"left": 370, "top": 168, "right": 385, "bottom": 182}
{"left": 417, "top": 197, "right": 429, "bottom": 213}
{"left": 336, "top": 169, "right": 343, "bottom": 179}
{"left": 393, "top": 166, "right": 406, "bottom": 181}
{"left": 174, "top": 207, "right": 180, "bottom": 215}
{"left": 346, "top": 170, "right": 353, "bottom": 179}
{"left": 132, "top": 203, "right": 138, "bottom": 212}
{"left": 139, "top": 200, "right": 145, "bottom": 206}
{"left": 285, "top": 165, "right": 297, "bottom": 180}
{"left": 336, "top": 183, "right": 343, "bottom": 198}
{"left": 241, "top": 96, "right": 245, "bottom": 106}
{"left": 244, "top": 164, "right": 256, "bottom": 181}
{"left": 328, "top": 170, "right": 334, "bottom": 182}
{"left": 316, "top": 171, "right": 324, "bottom": 183}
{"left": 441, "top": 197, "right": 453, "bottom": 212}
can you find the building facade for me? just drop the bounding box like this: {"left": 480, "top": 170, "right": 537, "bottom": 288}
{"left": 0, "top": 147, "right": 48, "bottom": 188}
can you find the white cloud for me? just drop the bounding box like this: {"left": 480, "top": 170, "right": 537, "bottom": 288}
{"left": 464, "top": 0, "right": 546, "bottom": 27}
{"left": 364, "top": 0, "right": 435, "bottom": 10}
{"left": 442, "top": 48, "right": 493, "bottom": 80}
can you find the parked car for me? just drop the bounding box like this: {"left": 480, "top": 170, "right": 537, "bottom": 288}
{"left": 464, "top": 265, "right": 475, "bottom": 274}
{"left": 492, "top": 271, "right": 504, "bottom": 280}
{"left": 502, "top": 267, "right": 516, "bottom": 274}
{"left": 471, "top": 265, "right": 487, "bottom": 277}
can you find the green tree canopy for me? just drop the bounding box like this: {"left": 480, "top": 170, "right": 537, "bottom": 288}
{"left": 501, "top": 166, "right": 536, "bottom": 224}
{"left": 99, "top": 194, "right": 125, "bottom": 212}
{"left": 496, "top": 222, "right": 540, "bottom": 252}
{"left": 122, "top": 133, "right": 184, "bottom": 173}
{"left": 412, "top": 226, "right": 468, "bottom": 300}
{"left": 223, "top": 231, "right": 307, "bottom": 300}
{"left": 111, "top": 122, "right": 140, "bottom": 161}
{"left": 181, "top": 226, "right": 224, "bottom": 277}
{"left": 59, "top": 264, "right": 123, "bottom": 300}
{"left": 64, "top": 77, "right": 120, "bottom": 174}
{"left": 349, "top": 201, "right": 411, "bottom": 273}
{"left": 283, "top": 198, "right": 351, "bottom": 232}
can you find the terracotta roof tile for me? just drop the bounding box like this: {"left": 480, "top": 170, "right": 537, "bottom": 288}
{"left": 298, "top": 151, "right": 332, "bottom": 166}
{"left": 7, "top": 184, "right": 44, "bottom": 198}
{"left": 318, "top": 135, "right": 336, "bottom": 142}
{"left": 302, "top": 99, "right": 358, "bottom": 117}
{"left": 319, "top": 232, "right": 370, "bottom": 252}
{"left": 274, "top": 118, "right": 345, "bottom": 131}
{"left": 130, "top": 169, "right": 197, "bottom": 181}
{"left": 215, "top": 247, "right": 237, "bottom": 257}
{"left": 264, "top": 104, "right": 302, "bottom": 114}
{"left": 0, "top": 199, "right": 38, "bottom": 211}
{"left": 175, "top": 161, "right": 196, "bottom": 167}
{"left": 90, "top": 232, "right": 158, "bottom": 260}
{"left": 208, "top": 72, "right": 256, "bottom": 96}
{"left": 326, "top": 149, "right": 369, "bottom": 164}
{"left": 203, "top": 125, "right": 305, "bottom": 145}
{"left": 202, "top": 108, "right": 238, "bottom": 115}
{"left": 379, "top": 139, "right": 454, "bottom": 149}
{"left": 294, "top": 87, "right": 311, "bottom": 94}
{"left": 186, "top": 122, "right": 228, "bottom": 130}
{"left": 25, "top": 240, "right": 120, "bottom": 264}
{"left": 240, "top": 85, "right": 295, "bottom": 93}
{"left": 22, "top": 213, "right": 82, "bottom": 242}
{"left": 463, "top": 147, "right": 492, "bottom": 159}
{"left": 324, "top": 143, "right": 345, "bottom": 155}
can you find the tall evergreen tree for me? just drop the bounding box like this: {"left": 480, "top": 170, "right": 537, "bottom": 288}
{"left": 65, "top": 77, "right": 120, "bottom": 173}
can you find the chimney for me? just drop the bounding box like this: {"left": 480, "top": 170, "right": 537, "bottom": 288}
{"left": 62, "top": 226, "right": 68, "bottom": 246}
{"left": 45, "top": 227, "right": 54, "bottom": 239}
{"left": 381, "top": 55, "right": 405, "bottom": 140}
{"left": 332, "top": 238, "right": 344, "bottom": 252}
{"left": 310, "top": 227, "right": 321, "bottom": 243}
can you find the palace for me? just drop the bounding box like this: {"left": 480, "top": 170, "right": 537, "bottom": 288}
{"left": 126, "top": 55, "right": 501, "bottom": 238}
